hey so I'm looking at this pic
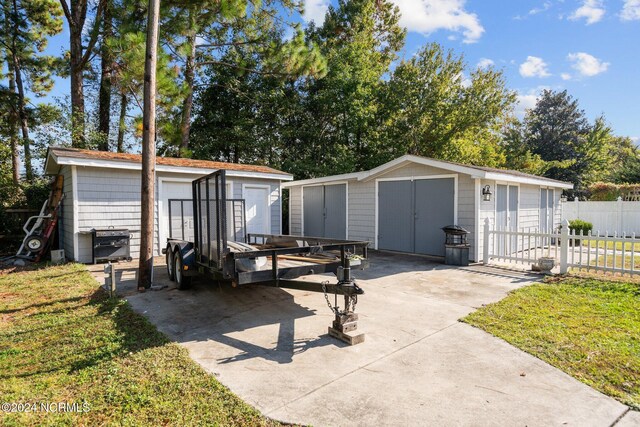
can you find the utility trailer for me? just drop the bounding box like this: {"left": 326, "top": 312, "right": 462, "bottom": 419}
{"left": 163, "top": 170, "right": 370, "bottom": 345}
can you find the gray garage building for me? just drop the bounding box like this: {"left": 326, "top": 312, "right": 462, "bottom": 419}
{"left": 284, "top": 155, "right": 572, "bottom": 262}
{"left": 44, "top": 147, "right": 292, "bottom": 263}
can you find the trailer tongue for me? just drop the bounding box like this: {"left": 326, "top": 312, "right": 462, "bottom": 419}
{"left": 163, "top": 170, "right": 369, "bottom": 345}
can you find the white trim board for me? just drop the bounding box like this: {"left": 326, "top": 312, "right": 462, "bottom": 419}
{"left": 71, "top": 165, "right": 79, "bottom": 262}
{"left": 474, "top": 178, "right": 481, "bottom": 262}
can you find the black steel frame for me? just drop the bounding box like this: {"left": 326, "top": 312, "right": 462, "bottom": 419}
{"left": 168, "top": 198, "right": 246, "bottom": 242}
{"left": 172, "top": 170, "right": 370, "bottom": 292}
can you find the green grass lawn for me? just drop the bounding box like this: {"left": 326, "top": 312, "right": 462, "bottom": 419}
{"left": 587, "top": 254, "right": 640, "bottom": 270}
{"left": 582, "top": 240, "right": 640, "bottom": 252}
{"left": 0, "top": 263, "right": 281, "bottom": 426}
{"left": 463, "top": 276, "right": 640, "bottom": 409}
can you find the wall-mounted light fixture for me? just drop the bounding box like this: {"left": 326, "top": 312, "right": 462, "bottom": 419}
{"left": 482, "top": 185, "right": 492, "bottom": 202}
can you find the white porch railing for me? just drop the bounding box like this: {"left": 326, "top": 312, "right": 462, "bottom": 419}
{"left": 483, "top": 218, "right": 640, "bottom": 276}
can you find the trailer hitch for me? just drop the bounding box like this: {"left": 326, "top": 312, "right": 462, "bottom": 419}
{"left": 323, "top": 258, "right": 365, "bottom": 345}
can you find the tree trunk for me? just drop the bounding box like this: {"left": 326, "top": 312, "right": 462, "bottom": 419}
{"left": 7, "top": 59, "right": 20, "bottom": 184}
{"left": 11, "top": 54, "right": 33, "bottom": 181}
{"left": 97, "top": 1, "right": 113, "bottom": 150}
{"left": 179, "top": 15, "right": 197, "bottom": 157}
{"left": 70, "top": 23, "right": 86, "bottom": 148}
{"left": 117, "top": 92, "right": 128, "bottom": 153}
{"left": 138, "top": 0, "right": 160, "bottom": 291}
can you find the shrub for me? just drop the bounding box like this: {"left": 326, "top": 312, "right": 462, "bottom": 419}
{"left": 588, "top": 182, "right": 640, "bottom": 201}
{"left": 568, "top": 219, "right": 593, "bottom": 236}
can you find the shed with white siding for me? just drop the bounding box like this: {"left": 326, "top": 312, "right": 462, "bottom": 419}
{"left": 284, "top": 155, "right": 573, "bottom": 262}
{"left": 44, "top": 147, "right": 292, "bottom": 263}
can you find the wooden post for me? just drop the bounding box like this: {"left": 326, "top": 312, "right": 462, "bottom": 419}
{"left": 560, "top": 219, "right": 569, "bottom": 274}
{"left": 483, "top": 217, "right": 490, "bottom": 264}
{"left": 138, "top": 0, "right": 160, "bottom": 291}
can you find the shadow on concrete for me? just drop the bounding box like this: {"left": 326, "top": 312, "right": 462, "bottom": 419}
{"left": 153, "top": 280, "right": 348, "bottom": 365}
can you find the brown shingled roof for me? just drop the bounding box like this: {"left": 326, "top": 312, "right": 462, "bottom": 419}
{"left": 49, "top": 147, "right": 290, "bottom": 176}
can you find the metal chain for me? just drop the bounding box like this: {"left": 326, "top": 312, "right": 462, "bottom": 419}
{"left": 321, "top": 281, "right": 338, "bottom": 315}
{"left": 322, "top": 281, "right": 358, "bottom": 315}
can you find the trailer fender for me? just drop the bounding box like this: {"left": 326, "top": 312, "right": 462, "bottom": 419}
{"left": 167, "top": 240, "right": 196, "bottom": 275}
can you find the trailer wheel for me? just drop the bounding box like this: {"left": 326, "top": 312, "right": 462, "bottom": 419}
{"left": 174, "top": 250, "right": 192, "bottom": 290}
{"left": 166, "top": 245, "right": 175, "bottom": 281}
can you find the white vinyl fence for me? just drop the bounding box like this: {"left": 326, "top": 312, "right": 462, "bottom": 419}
{"left": 483, "top": 218, "right": 640, "bottom": 276}
{"left": 562, "top": 198, "right": 640, "bottom": 236}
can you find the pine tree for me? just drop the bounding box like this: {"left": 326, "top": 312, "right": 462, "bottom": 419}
{"left": 0, "top": 0, "right": 63, "bottom": 180}
{"left": 59, "top": 0, "right": 105, "bottom": 147}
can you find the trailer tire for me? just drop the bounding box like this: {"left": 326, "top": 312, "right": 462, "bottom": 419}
{"left": 166, "top": 245, "right": 175, "bottom": 281}
{"left": 174, "top": 250, "right": 192, "bottom": 290}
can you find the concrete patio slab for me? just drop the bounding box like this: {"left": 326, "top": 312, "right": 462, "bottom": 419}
{"left": 88, "top": 251, "right": 631, "bottom": 426}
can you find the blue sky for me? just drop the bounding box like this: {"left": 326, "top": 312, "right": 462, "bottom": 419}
{"left": 303, "top": 0, "right": 640, "bottom": 142}
{"left": 29, "top": 0, "right": 640, "bottom": 145}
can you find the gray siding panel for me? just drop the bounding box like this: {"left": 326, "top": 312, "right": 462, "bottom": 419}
{"left": 72, "top": 167, "right": 282, "bottom": 263}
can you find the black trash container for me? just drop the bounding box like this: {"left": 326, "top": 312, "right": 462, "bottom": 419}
{"left": 441, "top": 225, "right": 470, "bottom": 266}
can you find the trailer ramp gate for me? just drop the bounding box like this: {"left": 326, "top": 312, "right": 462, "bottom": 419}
{"left": 165, "top": 170, "right": 369, "bottom": 345}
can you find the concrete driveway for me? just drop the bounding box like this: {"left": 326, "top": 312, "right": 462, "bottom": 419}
{"left": 90, "top": 252, "right": 632, "bottom": 426}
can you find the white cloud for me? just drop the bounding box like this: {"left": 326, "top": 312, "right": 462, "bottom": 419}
{"left": 456, "top": 72, "right": 472, "bottom": 88}
{"left": 515, "top": 93, "right": 538, "bottom": 118}
{"left": 390, "top": 0, "right": 484, "bottom": 43}
{"left": 569, "top": 0, "right": 605, "bottom": 24}
{"left": 621, "top": 0, "right": 640, "bottom": 20}
{"left": 529, "top": 1, "right": 552, "bottom": 15}
{"left": 477, "top": 58, "right": 494, "bottom": 69}
{"left": 630, "top": 136, "right": 639, "bottom": 145}
{"left": 519, "top": 56, "right": 551, "bottom": 78}
{"left": 567, "top": 52, "right": 609, "bottom": 76}
{"left": 302, "top": 0, "right": 330, "bottom": 24}
{"left": 560, "top": 72, "right": 572, "bottom": 80}
{"left": 514, "top": 86, "right": 552, "bottom": 118}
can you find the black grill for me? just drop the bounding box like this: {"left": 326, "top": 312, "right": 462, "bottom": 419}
{"left": 92, "top": 228, "right": 132, "bottom": 264}
{"left": 441, "top": 225, "right": 470, "bottom": 266}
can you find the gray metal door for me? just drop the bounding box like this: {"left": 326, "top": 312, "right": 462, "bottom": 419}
{"left": 378, "top": 180, "right": 413, "bottom": 252}
{"left": 303, "top": 184, "right": 347, "bottom": 239}
{"left": 414, "top": 178, "right": 454, "bottom": 256}
{"left": 303, "top": 186, "right": 324, "bottom": 237}
{"left": 324, "top": 184, "right": 347, "bottom": 239}
{"left": 379, "top": 178, "right": 455, "bottom": 255}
